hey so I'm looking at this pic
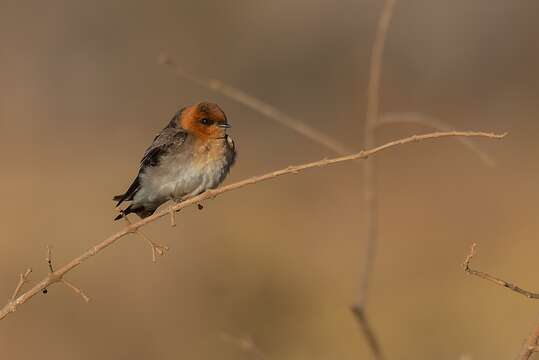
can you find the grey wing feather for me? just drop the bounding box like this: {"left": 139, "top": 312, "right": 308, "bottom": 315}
{"left": 114, "top": 123, "right": 187, "bottom": 206}
{"left": 140, "top": 127, "right": 187, "bottom": 168}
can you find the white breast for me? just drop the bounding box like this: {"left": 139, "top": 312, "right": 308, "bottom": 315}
{"left": 133, "top": 142, "right": 230, "bottom": 207}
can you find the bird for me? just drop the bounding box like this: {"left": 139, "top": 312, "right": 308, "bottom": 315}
{"left": 113, "top": 102, "right": 236, "bottom": 220}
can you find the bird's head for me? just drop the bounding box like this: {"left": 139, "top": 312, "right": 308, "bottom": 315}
{"left": 179, "top": 102, "right": 231, "bottom": 140}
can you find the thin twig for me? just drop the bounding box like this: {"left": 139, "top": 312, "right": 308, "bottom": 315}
{"left": 0, "top": 131, "right": 506, "bottom": 321}
{"left": 356, "top": 0, "right": 397, "bottom": 358}
{"left": 462, "top": 243, "right": 539, "bottom": 359}
{"left": 122, "top": 216, "right": 169, "bottom": 263}
{"left": 158, "top": 53, "right": 354, "bottom": 156}
{"left": 377, "top": 112, "right": 496, "bottom": 166}
{"left": 10, "top": 269, "right": 32, "bottom": 303}
{"left": 462, "top": 243, "right": 539, "bottom": 299}
{"left": 61, "top": 279, "right": 90, "bottom": 303}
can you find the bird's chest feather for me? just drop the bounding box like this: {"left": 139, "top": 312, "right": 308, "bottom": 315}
{"left": 141, "top": 139, "right": 231, "bottom": 202}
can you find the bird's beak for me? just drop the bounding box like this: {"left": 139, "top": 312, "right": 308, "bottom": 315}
{"left": 218, "top": 123, "right": 231, "bottom": 128}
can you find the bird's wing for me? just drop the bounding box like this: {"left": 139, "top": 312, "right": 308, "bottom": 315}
{"left": 114, "top": 120, "right": 187, "bottom": 206}
{"left": 140, "top": 126, "right": 187, "bottom": 169}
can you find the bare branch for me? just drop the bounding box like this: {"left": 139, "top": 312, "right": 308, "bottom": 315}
{"left": 0, "top": 131, "right": 506, "bottom": 321}
{"left": 357, "top": 0, "right": 398, "bottom": 358}
{"left": 157, "top": 53, "right": 354, "bottom": 156}
{"left": 462, "top": 243, "right": 539, "bottom": 299}
{"left": 378, "top": 112, "right": 496, "bottom": 166}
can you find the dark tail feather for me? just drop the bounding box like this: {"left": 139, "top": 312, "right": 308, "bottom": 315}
{"left": 114, "top": 205, "right": 156, "bottom": 221}
{"left": 113, "top": 177, "right": 141, "bottom": 206}
{"left": 113, "top": 194, "right": 124, "bottom": 202}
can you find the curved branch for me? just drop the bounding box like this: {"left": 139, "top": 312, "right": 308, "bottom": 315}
{"left": 157, "top": 53, "right": 354, "bottom": 156}
{"left": 0, "top": 131, "right": 506, "bottom": 321}
{"left": 378, "top": 112, "right": 496, "bottom": 166}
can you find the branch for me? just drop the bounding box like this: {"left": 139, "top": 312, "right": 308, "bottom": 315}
{"left": 462, "top": 243, "right": 539, "bottom": 360}
{"left": 0, "top": 131, "right": 505, "bottom": 321}
{"left": 378, "top": 112, "right": 496, "bottom": 166}
{"left": 157, "top": 53, "right": 354, "bottom": 156}
{"left": 356, "top": 0, "right": 397, "bottom": 358}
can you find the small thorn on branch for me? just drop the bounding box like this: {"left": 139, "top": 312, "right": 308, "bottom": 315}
{"left": 46, "top": 245, "right": 54, "bottom": 273}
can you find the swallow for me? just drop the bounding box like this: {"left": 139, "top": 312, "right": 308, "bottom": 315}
{"left": 113, "top": 102, "right": 236, "bottom": 220}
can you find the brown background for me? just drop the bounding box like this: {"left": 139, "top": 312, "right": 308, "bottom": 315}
{"left": 1, "top": 0, "right": 538, "bottom": 359}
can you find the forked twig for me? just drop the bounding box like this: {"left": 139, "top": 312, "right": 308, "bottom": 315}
{"left": 122, "top": 215, "right": 169, "bottom": 263}
{"left": 45, "top": 246, "right": 90, "bottom": 302}
{"left": 0, "top": 131, "right": 505, "bottom": 321}
{"left": 462, "top": 243, "right": 539, "bottom": 299}
{"left": 462, "top": 243, "right": 539, "bottom": 359}
{"left": 10, "top": 269, "right": 32, "bottom": 303}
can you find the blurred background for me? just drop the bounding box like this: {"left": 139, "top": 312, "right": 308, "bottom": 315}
{"left": 1, "top": 0, "right": 538, "bottom": 359}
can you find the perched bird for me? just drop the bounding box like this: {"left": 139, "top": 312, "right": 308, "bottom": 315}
{"left": 113, "top": 102, "right": 236, "bottom": 220}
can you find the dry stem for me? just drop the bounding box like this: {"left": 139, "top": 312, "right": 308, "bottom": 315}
{"left": 0, "top": 131, "right": 505, "bottom": 321}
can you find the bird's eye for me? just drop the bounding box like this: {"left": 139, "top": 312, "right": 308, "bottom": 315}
{"left": 200, "top": 118, "right": 214, "bottom": 126}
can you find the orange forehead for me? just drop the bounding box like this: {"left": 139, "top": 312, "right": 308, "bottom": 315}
{"left": 180, "top": 102, "right": 226, "bottom": 129}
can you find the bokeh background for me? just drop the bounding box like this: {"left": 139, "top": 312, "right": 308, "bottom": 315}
{"left": 1, "top": 0, "right": 539, "bottom": 359}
